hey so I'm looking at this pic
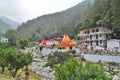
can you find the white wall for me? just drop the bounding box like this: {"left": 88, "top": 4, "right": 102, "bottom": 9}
{"left": 107, "top": 40, "right": 120, "bottom": 49}
{"left": 0, "top": 37, "right": 8, "bottom": 42}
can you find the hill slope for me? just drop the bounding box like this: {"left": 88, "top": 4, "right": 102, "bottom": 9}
{"left": 0, "top": 19, "right": 13, "bottom": 34}
{"left": 0, "top": 17, "right": 20, "bottom": 29}
{"left": 17, "top": 0, "right": 94, "bottom": 40}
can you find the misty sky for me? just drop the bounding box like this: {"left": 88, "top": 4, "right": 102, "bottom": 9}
{"left": 0, "top": 0, "right": 84, "bottom": 22}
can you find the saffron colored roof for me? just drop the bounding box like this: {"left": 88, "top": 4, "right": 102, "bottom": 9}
{"left": 56, "top": 34, "right": 76, "bottom": 47}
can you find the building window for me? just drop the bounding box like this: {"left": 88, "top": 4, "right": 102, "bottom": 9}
{"left": 90, "top": 35, "right": 92, "bottom": 39}
{"left": 100, "top": 34, "right": 102, "bottom": 37}
{"left": 100, "top": 40, "right": 102, "bottom": 44}
{"left": 88, "top": 41, "right": 89, "bottom": 44}
{"left": 92, "top": 29, "right": 94, "bottom": 33}
{"left": 106, "top": 34, "right": 108, "bottom": 38}
{"left": 96, "top": 28, "right": 99, "bottom": 32}
{"left": 96, "top": 41, "right": 98, "bottom": 46}
{"left": 96, "top": 34, "right": 98, "bottom": 39}
{"left": 84, "top": 31, "right": 86, "bottom": 34}
{"left": 90, "top": 41, "right": 92, "bottom": 46}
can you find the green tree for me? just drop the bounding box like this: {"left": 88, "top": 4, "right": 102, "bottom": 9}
{"left": 0, "top": 42, "right": 9, "bottom": 49}
{"left": 6, "top": 48, "right": 32, "bottom": 78}
{"left": 45, "top": 51, "right": 73, "bottom": 68}
{"left": 4, "top": 29, "right": 21, "bottom": 47}
{"left": 18, "top": 38, "right": 29, "bottom": 49}
{"left": 0, "top": 48, "right": 9, "bottom": 74}
{"left": 111, "top": 0, "right": 120, "bottom": 39}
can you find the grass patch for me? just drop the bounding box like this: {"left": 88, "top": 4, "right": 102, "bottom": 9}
{"left": 0, "top": 68, "right": 40, "bottom": 80}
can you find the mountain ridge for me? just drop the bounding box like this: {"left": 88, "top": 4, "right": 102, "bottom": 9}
{"left": 0, "top": 19, "right": 13, "bottom": 34}
{"left": 17, "top": 0, "right": 94, "bottom": 40}
{"left": 0, "top": 17, "right": 21, "bottom": 29}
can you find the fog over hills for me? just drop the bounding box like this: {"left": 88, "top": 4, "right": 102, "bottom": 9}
{"left": 0, "top": 19, "right": 13, "bottom": 34}
{"left": 0, "top": 17, "right": 21, "bottom": 29}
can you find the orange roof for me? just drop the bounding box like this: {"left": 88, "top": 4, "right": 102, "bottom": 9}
{"left": 56, "top": 34, "right": 76, "bottom": 47}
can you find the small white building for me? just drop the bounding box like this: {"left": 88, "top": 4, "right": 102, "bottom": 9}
{"left": 107, "top": 39, "right": 120, "bottom": 52}
{"left": 0, "top": 37, "right": 9, "bottom": 42}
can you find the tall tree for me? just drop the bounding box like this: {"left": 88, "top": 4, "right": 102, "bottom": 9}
{"left": 6, "top": 48, "right": 32, "bottom": 78}
{"left": 0, "top": 48, "right": 8, "bottom": 74}
{"left": 18, "top": 38, "right": 29, "bottom": 49}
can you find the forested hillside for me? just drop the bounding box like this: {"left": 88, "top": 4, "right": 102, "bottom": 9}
{"left": 17, "top": 0, "right": 94, "bottom": 40}
{"left": 17, "top": 0, "right": 120, "bottom": 40}
{"left": 80, "top": 0, "right": 120, "bottom": 39}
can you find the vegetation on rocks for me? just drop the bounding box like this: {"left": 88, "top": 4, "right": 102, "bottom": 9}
{"left": 45, "top": 51, "right": 73, "bottom": 68}
{"left": 54, "top": 58, "right": 112, "bottom": 80}
{"left": 17, "top": 38, "right": 29, "bottom": 49}
{"left": 44, "top": 51, "right": 113, "bottom": 80}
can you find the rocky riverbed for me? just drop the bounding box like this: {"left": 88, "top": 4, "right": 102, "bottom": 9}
{"left": 23, "top": 47, "right": 55, "bottom": 80}
{"left": 21, "top": 47, "right": 120, "bottom": 80}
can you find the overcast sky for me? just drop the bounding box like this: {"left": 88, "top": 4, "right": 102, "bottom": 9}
{"left": 0, "top": 0, "right": 84, "bottom": 22}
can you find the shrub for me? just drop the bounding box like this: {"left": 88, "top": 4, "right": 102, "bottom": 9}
{"left": 45, "top": 51, "right": 73, "bottom": 68}
{"left": 67, "top": 50, "right": 76, "bottom": 55}
{"left": 0, "top": 42, "right": 9, "bottom": 49}
{"left": 38, "top": 46, "right": 43, "bottom": 51}
{"left": 17, "top": 38, "right": 29, "bottom": 49}
{"left": 54, "top": 58, "right": 112, "bottom": 80}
